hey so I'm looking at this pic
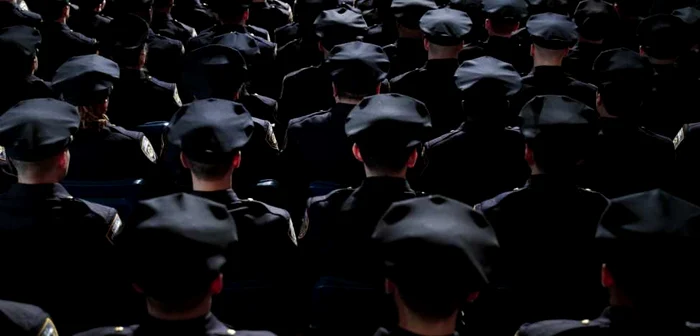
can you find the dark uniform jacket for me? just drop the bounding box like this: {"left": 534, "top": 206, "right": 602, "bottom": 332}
{"left": 75, "top": 314, "right": 276, "bottom": 336}
{"left": 192, "top": 189, "right": 298, "bottom": 334}
{"left": 188, "top": 23, "right": 273, "bottom": 50}
{"left": 384, "top": 38, "right": 427, "bottom": 78}
{"left": 562, "top": 41, "right": 605, "bottom": 85}
{"left": 278, "top": 65, "right": 335, "bottom": 135}
{"left": 459, "top": 35, "right": 532, "bottom": 75}
{"left": 248, "top": 0, "right": 292, "bottom": 43}
{"left": 275, "top": 37, "right": 323, "bottom": 98}
{"left": 390, "top": 59, "right": 463, "bottom": 138}
{"left": 145, "top": 28, "right": 185, "bottom": 83}
{"left": 513, "top": 66, "right": 598, "bottom": 113}
{"left": 474, "top": 175, "right": 609, "bottom": 335}
{"left": 170, "top": 0, "right": 218, "bottom": 32}
{"left": 419, "top": 122, "right": 529, "bottom": 206}
{"left": 274, "top": 22, "right": 300, "bottom": 47}
{"left": 152, "top": 12, "right": 196, "bottom": 45}
{"left": 581, "top": 118, "right": 674, "bottom": 199}
{"left": 238, "top": 89, "right": 278, "bottom": 123}
{"left": 374, "top": 327, "right": 458, "bottom": 336}
{"left": 37, "top": 21, "right": 98, "bottom": 80}
{"left": 0, "top": 300, "right": 57, "bottom": 336}
{"left": 0, "top": 183, "right": 135, "bottom": 335}
{"left": 69, "top": 10, "right": 111, "bottom": 41}
{"left": 0, "top": 1, "right": 41, "bottom": 29}
{"left": 280, "top": 103, "right": 364, "bottom": 220}
{"left": 642, "top": 63, "right": 700, "bottom": 138}
{"left": 66, "top": 124, "right": 157, "bottom": 181}
{"left": 109, "top": 68, "right": 180, "bottom": 128}
{"left": 518, "top": 306, "right": 700, "bottom": 336}
{"left": 0, "top": 75, "right": 54, "bottom": 114}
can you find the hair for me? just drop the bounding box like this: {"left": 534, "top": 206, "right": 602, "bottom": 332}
{"left": 78, "top": 104, "right": 109, "bottom": 129}
{"left": 526, "top": 128, "right": 595, "bottom": 173}
{"left": 427, "top": 43, "right": 462, "bottom": 58}
{"left": 395, "top": 279, "right": 466, "bottom": 319}
{"left": 187, "top": 155, "right": 236, "bottom": 181}
{"left": 10, "top": 156, "right": 60, "bottom": 177}
{"left": 357, "top": 142, "right": 416, "bottom": 173}
{"left": 598, "top": 82, "right": 649, "bottom": 119}
{"left": 487, "top": 17, "right": 519, "bottom": 35}
{"left": 533, "top": 44, "right": 568, "bottom": 59}
{"left": 333, "top": 81, "right": 380, "bottom": 100}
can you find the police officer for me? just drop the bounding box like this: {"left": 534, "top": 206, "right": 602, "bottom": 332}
{"left": 562, "top": 0, "right": 618, "bottom": 85}
{"left": 51, "top": 54, "right": 158, "bottom": 181}
{"left": 151, "top": 0, "right": 197, "bottom": 44}
{"left": 0, "top": 25, "right": 54, "bottom": 114}
{"left": 608, "top": 0, "right": 651, "bottom": 51}
{"left": 170, "top": 0, "right": 217, "bottom": 32}
{"left": 278, "top": 8, "right": 368, "bottom": 133}
{"left": 167, "top": 99, "right": 298, "bottom": 334}
{"left": 0, "top": 0, "right": 42, "bottom": 29}
{"left": 301, "top": 93, "right": 431, "bottom": 334}
{"left": 247, "top": 0, "right": 292, "bottom": 42}
{"left": 175, "top": 44, "right": 279, "bottom": 198}
{"left": 420, "top": 56, "right": 529, "bottom": 206}
{"left": 581, "top": 48, "right": 674, "bottom": 198}
{"left": 0, "top": 98, "right": 135, "bottom": 335}
{"left": 281, "top": 41, "right": 389, "bottom": 222}
{"left": 384, "top": 0, "right": 437, "bottom": 78}
{"left": 525, "top": 0, "right": 570, "bottom": 15}
{"left": 373, "top": 195, "right": 499, "bottom": 336}
{"left": 391, "top": 7, "right": 472, "bottom": 137}
{"left": 475, "top": 95, "right": 609, "bottom": 334}
{"left": 74, "top": 193, "right": 278, "bottom": 336}
{"left": 37, "top": 0, "right": 98, "bottom": 79}
{"left": 638, "top": 14, "right": 700, "bottom": 138}
{"left": 459, "top": 0, "right": 530, "bottom": 75}
{"left": 68, "top": 0, "right": 112, "bottom": 41}
{"left": 106, "top": 14, "right": 181, "bottom": 128}
{"left": 513, "top": 13, "right": 597, "bottom": 111}
{"left": 518, "top": 189, "right": 700, "bottom": 336}
{"left": 0, "top": 300, "right": 58, "bottom": 335}
{"left": 671, "top": 123, "right": 700, "bottom": 206}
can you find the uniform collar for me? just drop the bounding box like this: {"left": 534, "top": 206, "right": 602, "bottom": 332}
{"left": 140, "top": 313, "right": 229, "bottom": 334}
{"left": 425, "top": 58, "right": 460, "bottom": 72}
{"left": 330, "top": 103, "right": 356, "bottom": 122}
{"left": 602, "top": 306, "right": 690, "bottom": 332}
{"left": 357, "top": 177, "right": 412, "bottom": 194}
{"left": 396, "top": 38, "right": 424, "bottom": 51}
{"left": 7, "top": 183, "right": 72, "bottom": 200}
{"left": 526, "top": 174, "right": 578, "bottom": 189}
{"left": 190, "top": 189, "right": 239, "bottom": 205}
{"left": 531, "top": 65, "right": 566, "bottom": 77}
{"left": 120, "top": 68, "right": 149, "bottom": 80}
{"left": 376, "top": 327, "right": 458, "bottom": 336}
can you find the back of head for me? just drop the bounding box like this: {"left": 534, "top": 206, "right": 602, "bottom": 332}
{"left": 592, "top": 48, "right": 654, "bottom": 119}
{"left": 115, "top": 0, "right": 154, "bottom": 20}
{"left": 345, "top": 94, "right": 432, "bottom": 172}
{"left": 104, "top": 14, "right": 150, "bottom": 66}
{"left": 482, "top": 0, "right": 528, "bottom": 34}
{"left": 325, "top": 41, "right": 389, "bottom": 98}
{"left": 637, "top": 14, "right": 687, "bottom": 60}
{"left": 526, "top": 0, "right": 569, "bottom": 15}
{"left": 391, "top": 0, "right": 438, "bottom": 30}
{"left": 0, "top": 25, "right": 41, "bottom": 79}
{"left": 208, "top": 0, "right": 250, "bottom": 22}
{"left": 314, "top": 7, "right": 368, "bottom": 50}
{"left": 181, "top": 44, "right": 248, "bottom": 102}
{"left": 574, "top": 0, "right": 618, "bottom": 41}
{"left": 119, "top": 193, "right": 238, "bottom": 302}
{"left": 597, "top": 189, "right": 700, "bottom": 317}
{"left": 373, "top": 195, "right": 499, "bottom": 318}
{"left": 419, "top": 7, "right": 473, "bottom": 47}
{"left": 454, "top": 56, "right": 522, "bottom": 122}
{"left": 526, "top": 12, "right": 578, "bottom": 50}
{"left": 519, "top": 95, "right": 598, "bottom": 173}
{"left": 293, "top": 0, "right": 340, "bottom": 29}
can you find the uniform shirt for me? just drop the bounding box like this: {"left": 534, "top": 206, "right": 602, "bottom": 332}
{"left": 0, "top": 300, "right": 57, "bottom": 336}
{"left": 109, "top": 68, "right": 180, "bottom": 128}
{"left": 145, "top": 29, "right": 185, "bottom": 83}
{"left": 152, "top": 12, "right": 196, "bottom": 45}
{"left": 0, "top": 183, "right": 135, "bottom": 335}
{"left": 278, "top": 65, "right": 334, "bottom": 134}
{"left": 513, "top": 66, "right": 598, "bottom": 113}
{"left": 0, "top": 75, "right": 55, "bottom": 114}
{"left": 562, "top": 41, "right": 605, "bottom": 85}
{"left": 419, "top": 122, "right": 529, "bottom": 206}
{"left": 275, "top": 37, "right": 323, "bottom": 89}
{"left": 37, "top": 21, "right": 98, "bottom": 80}
{"left": 383, "top": 38, "right": 427, "bottom": 78}
{"left": 274, "top": 22, "right": 299, "bottom": 47}
{"left": 517, "top": 306, "right": 700, "bottom": 336}
{"left": 474, "top": 175, "right": 609, "bottom": 334}
{"left": 0, "top": 1, "right": 41, "bottom": 29}
{"left": 390, "top": 58, "right": 462, "bottom": 138}
{"left": 66, "top": 124, "right": 158, "bottom": 181}
{"left": 459, "top": 35, "right": 532, "bottom": 75}
{"left": 75, "top": 313, "right": 276, "bottom": 336}
{"left": 191, "top": 189, "right": 298, "bottom": 334}
{"left": 69, "top": 10, "right": 111, "bottom": 41}
{"left": 581, "top": 118, "right": 674, "bottom": 199}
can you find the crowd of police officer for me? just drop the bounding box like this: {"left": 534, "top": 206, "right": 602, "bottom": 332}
{"left": 1, "top": 0, "right": 700, "bottom": 334}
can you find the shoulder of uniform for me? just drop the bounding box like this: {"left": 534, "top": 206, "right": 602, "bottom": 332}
{"left": 307, "top": 187, "right": 355, "bottom": 208}
{"left": 0, "top": 300, "right": 50, "bottom": 332}
{"left": 74, "top": 325, "right": 136, "bottom": 336}
{"left": 390, "top": 68, "right": 421, "bottom": 84}
{"left": 106, "top": 125, "right": 143, "bottom": 140}
{"left": 288, "top": 110, "right": 329, "bottom": 128}
{"left": 239, "top": 198, "right": 291, "bottom": 221}
{"left": 252, "top": 93, "right": 277, "bottom": 107}
{"left": 148, "top": 76, "right": 177, "bottom": 91}
{"left": 578, "top": 187, "right": 610, "bottom": 207}
{"left": 248, "top": 24, "right": 270, "bottom": 35}
{"left": 426, "top": 128, "right": 463, "bottom": 148}
{"left": 283, "top": 66, "right": 311, "bottom": 81}
{"left": 517, "top": 319, "right": 605, "bottom": 336}
{"left": 474, "top": 188, "right": 522, "bottom": 213}
{"left": 23, "top": 9, "right": 43, "bottom": 22}
{"left": 71, "top": 29, "right": 97, "bottom": 44}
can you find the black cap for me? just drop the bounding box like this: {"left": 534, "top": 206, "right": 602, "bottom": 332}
{"left": 167, "top": 98, "right": 255, "bottom": 163}
{"left": 525, "top": 0, "right": 569, "bottom": 15}
{"left": 117, "top": 0, "right": 154, "bottom": 13}
{"left": 211, "top": 31, "right": 261, "bottom": 65}
{"left": 294, "top": 0, "right": 340, "bottom": 25}
{"left": 0, "top": 25, "right": 41, "bottom": 65}
{"left": 181, "top": 45, "right": 247, "bottom": 101}
{"left": 346, "top": 93, "right": 432, "bottom": 148}
{"left": 52, "top": 55, "right": 120, "bottom": 106}
{"left": 527, "top": 12, "right": 578, "bottom": 49}
{"left": 326, "top": 41, "right": 390, "bottom": 91}
{"left": 673, "top": 7, "right": 700, "bottom": 44}
{"left": 0, "top": 99, "right": 79, "bottom": 162}
{"left": 454, "top": 56, "right": 522, "bottom": 98}
{"left": 391, "top": 0, "right": 438, "bottom": 29}
{"left": 482, "top": 0, "right": 528, "bottom": 20}
{"left": 449, "top": 0, "right": 483, "bottom": 14}
{"left": 109, "top": 14, "right": 150, "bottom": 50}
{"left": 314, "top": 8, "right": 368, "bottom": 49}
{"left": 373, "top": 195, "right": 499, "bottom": 291}
{"left": 419, "top": 8, "right": 473, "bottom": 45}
{"left": 593, "top": 48, "right": 654, "bottom": 83}
{"left": 519, "top": 95, "right": 597, "bottom": 139}
{"left": 120, "top": 193, "right": 237, "bottom": 299}
{"left": 574, "top": 0, "right": 617, "bottom": 41}
{"left": 637, "top": 14, "right": 686, "bottom": 59}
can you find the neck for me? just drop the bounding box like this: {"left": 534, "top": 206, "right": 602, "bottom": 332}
{"left": 398, "top": 28, "right": 423, "bottom": 39}
{"left": 428, "top": 53, "right": 458, "bottom": 60}
{"left": 364, "top": 167, "right": 407, "bottom": 179}
{"left": 579, "top": 37, "right": 603, "bottom": 45}
{"left": 534, "top": 58, "right": 563, "bottom": 67}
{"left": 529, "top": 164, "right": 544, "bottom": 176}
{"left": 647, "top": 57, "right": 677, "bottom": 65}
{"left": 17, "top": 175, "right": 61, "bottom": 185}
{"left": 155, "top": 7, "right": 171, "bottom": 14}
{"left": 397, "top": 305, "right": 457, "bottom": 336}
{"left": 597, "top": 104, "right": 618, "bottom": 119}
{"left": 221, "top": 18, "right": 244, "bottom": 26}
{"left": 488, "top": 31, "right": 512, "bottom": 38}
{"left": 146, "top": 297, "right": 212, "bottom": 321}
{"left": 191, "top": 176, "right": 232, "bottom": 192}
{"left": 55, "top": 17, "right": 67, "bottom": 24}
{"left": 335, "top": 96, "right": 362, "bottom": 105}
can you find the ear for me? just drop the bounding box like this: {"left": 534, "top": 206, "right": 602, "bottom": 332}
{"left": 332, "top": 83, "right": 338, "bottom": 98}
{"left": 375, "top": 83, "right": 382, "bottom": 94}
{"left": 63, "top": 4, "right": 70, "bottom": 17}
{"left": 132, "top": 283, "right": 144, "bottom": 294}
{"left": 406, "top": 148, "right": 419, "bottom": 168}
{"left": 466, "top": 291, "right": 480, "bottom": 303}
{"left": 318, "top": 41, "right": 324, "bottom": 53}
{"left": 639, "top": 47, "right": 645, "bottom": 56}
{"left": 58, "top": 150, "right": 70, "bottom": 171}
{"left": 423, "top": 37, "right": 430, "bottom": 51}
{"left": 243, "top": 9, "right": 250, "bottom": 22}
{"left": 180, "top": 152, "right": 191, "bottom": 169}
{"left": 352, "top": 143, "right": 364, "bottom": 163}
{"left": 524, "top": 144, "right": 534, "bottom": 165}
{"left": 232, "top": 152, "right": 242, "bottom": 169}
{"left": 530, "top": 44, "right": 535, "bottom": 57}
{"left": 32, "top": 56, "right": 38, "bottom": 73}
{"left": 385, "top": 279, "right": 395, "bottom": 295}
{"left": 595, "top": 91, "right": 602, "bottom": 109}
{"left": 601, "top": 264, "right": 614, "bottom": 288}
{"left": 484, "top": 18, "right": 492, "bottom": 31}
{"left": 210, "top": 274, "right": 224, "bottom": 295}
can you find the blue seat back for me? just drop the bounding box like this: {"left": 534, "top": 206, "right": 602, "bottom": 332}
{"left": 133, "top": 121, "right": 169, "bottom": 155}
{"left": 61, "top": 179, "right": 145, "bottom": 217}
{"left": 309, "top": 181, "right": 345, "bottom": 198}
